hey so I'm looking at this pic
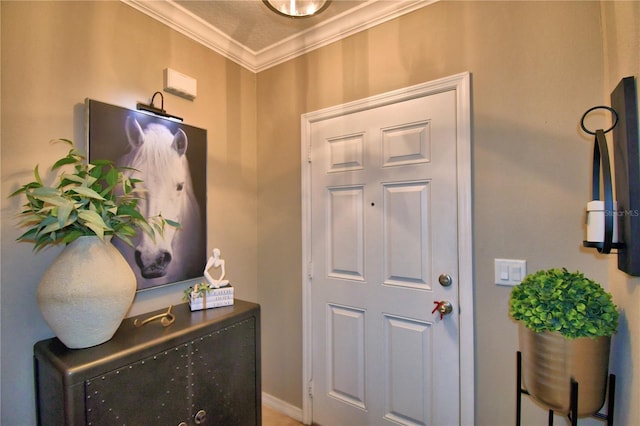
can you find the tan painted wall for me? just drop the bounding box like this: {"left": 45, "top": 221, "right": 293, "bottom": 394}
{"left": 257, "top": 1, "right": 637, "bottom": 425}
{"left": 1, "top": 2, "right": 257, "bottom": 424}
{"left": 601, "top": 2, "right": 640, "bottom": 425}
{"left": 1, "top": 1, "right": 638, "bottom": 425}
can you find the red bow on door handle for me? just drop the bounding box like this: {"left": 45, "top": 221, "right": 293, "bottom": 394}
{"left": 432, "top": 300, "right": 453, "bottom": 320}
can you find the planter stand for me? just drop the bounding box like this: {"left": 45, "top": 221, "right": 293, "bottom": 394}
{"left": 516, "top": 351, "right": 616, "bottom": 426}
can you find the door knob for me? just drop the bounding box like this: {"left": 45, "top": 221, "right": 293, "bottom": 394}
{"left": 432, "top": 300, "right": 453, "bottom": 320}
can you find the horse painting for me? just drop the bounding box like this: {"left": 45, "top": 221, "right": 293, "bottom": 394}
{"left": 113, "top": 116, "right": 204, "bottom": 290}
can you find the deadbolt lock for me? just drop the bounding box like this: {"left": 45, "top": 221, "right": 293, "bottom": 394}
{"left": 438, "top": 273, "right": 453, "bottom": 287}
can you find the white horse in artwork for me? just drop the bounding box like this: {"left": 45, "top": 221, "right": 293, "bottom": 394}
{"left": 114, "top": 117, "right": 204, "bottom": 289}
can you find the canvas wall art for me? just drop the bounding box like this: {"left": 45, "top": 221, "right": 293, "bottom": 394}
{"left": 86, "top": 99, "right": 207, "bottom": 291}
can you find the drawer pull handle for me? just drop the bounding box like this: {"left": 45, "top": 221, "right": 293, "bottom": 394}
{"left": 194, "top": 409, "right": 207, "bottom": 424}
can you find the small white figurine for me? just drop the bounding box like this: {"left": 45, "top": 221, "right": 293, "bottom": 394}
{"left": 204, "top": 248, "right": 229, "bottom": 288}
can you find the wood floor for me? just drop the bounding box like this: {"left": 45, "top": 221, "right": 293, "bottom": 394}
{"left": 262, "top": 405, "right": 303, "bottom": 426}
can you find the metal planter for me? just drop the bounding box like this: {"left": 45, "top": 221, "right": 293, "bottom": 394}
{"left": 519, "top": 324, "right": 611, "bottom": 416}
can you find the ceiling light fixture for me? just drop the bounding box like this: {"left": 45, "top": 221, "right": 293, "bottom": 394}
{"left": 263, "top": 0, "right": 330, "bottom": 18}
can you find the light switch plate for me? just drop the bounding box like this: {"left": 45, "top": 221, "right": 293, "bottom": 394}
{"left": 495, "top": 259, "right": 527, "bottom": 286}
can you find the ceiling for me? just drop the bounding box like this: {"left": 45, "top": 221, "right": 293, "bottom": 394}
{"left": 123, "top": 0, "right": 434, "bottom": 73}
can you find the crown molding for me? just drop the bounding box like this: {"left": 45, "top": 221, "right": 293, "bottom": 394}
{"left": 122, "top": 0, "right": 257, "bottom": 69}
{"left": 253, "top": 0, "right": 435, "bottom": 72}
{"left": 122, "top": 0, "right": 435, "bottom": 73}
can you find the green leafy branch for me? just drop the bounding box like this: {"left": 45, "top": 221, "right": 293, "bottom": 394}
{"left": 11, "top": 139, "right": 179, "bottom": 250}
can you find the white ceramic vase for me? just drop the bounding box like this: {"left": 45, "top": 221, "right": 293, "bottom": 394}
{"left": 37, "top": 236, "right": 136, "bottom": 349}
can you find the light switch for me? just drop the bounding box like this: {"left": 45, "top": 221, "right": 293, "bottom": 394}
{"left": 511, "top": 265, "right": 522, "bottom": 281}
{"left": 500, "top": 264, "right": 509, "bottom": 280}
{"left": 495, "top": 259, "right": 527, "bottom": 286}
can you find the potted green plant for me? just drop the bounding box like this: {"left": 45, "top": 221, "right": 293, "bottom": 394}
{"left": 510, "top": 268, "right": 618, "bottom": 417}
{"left": 11, "top": 139, "right": 177, "bottom": 348}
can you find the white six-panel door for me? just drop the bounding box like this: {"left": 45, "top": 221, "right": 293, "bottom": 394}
{"left": 302, "top": 73, "right": 473, "bottom": 426}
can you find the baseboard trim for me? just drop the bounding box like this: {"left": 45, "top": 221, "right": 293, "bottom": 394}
{"left": 262, "top": 392, "right": 303, "bottom": 422}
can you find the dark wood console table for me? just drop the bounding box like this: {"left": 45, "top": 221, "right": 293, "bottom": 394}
{"left": 34, "top": 300, "right": 260, "bottom": 426}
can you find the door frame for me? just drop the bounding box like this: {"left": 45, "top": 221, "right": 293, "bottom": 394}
{"left": 301, "top": 72, "right": 473, "bottom": 425}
